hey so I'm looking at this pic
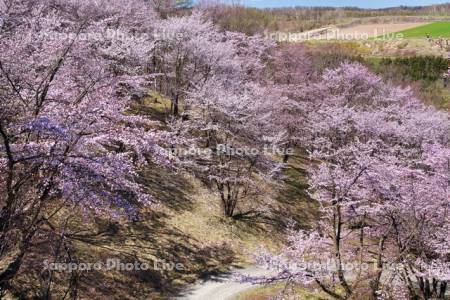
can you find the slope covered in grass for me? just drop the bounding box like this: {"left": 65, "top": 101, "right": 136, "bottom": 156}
{"left": 4, "top": 92, "right": 316, "bottom": 299}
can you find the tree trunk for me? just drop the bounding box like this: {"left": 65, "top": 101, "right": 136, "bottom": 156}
{"left": 0, "top": 231, "right": 34, "bottom": 289}
{"left": 172, "top": 93, "right": 179, "bottom": 116}
{"left": 439, "top": 281, "right": 447, "bottom": 299}
{"left": 0, "top": 250, "right": 25, "bottom": 288}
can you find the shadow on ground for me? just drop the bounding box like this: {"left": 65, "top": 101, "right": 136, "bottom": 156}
{"left": 141, "top": 165, "right": 195, "bottom": 212}
{"left": 9, "top": 167, "right": 235, "bottom": 299}
{"left": 269, "top": 153, "right": 320, "bottom": 231}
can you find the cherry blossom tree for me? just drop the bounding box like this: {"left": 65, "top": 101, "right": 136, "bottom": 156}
{"left": 179, "top": 76, "right": 283, "bottom": 217}
{"left": 153, "top": 11, "right": 279, "bottom": 217}
{"left": 243, "top": 63, "right": 450, "bottom": 300}
{"left": 262, "top": 44, "right": 317, "bottom": 164}
{"left": 270, "top": 43, "right": 314, "bottom": 85}
{"left": 153, "top": 11, "right": 237, "bottom": 116}
{"left": 2, "top": 1, "right": 447, "bottom": 298}
{"left": 152, "top": 11, "right": 273, "bottom": 116}
{"left": 0, "top": 0, "right": 167, "bottom": 289}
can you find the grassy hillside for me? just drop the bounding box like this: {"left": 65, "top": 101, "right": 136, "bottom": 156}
{"left": 396, "top": 21, "right": 450, "bottom": 38}
{"left": 4, "top": 92, "right": 317, "bottom": 299}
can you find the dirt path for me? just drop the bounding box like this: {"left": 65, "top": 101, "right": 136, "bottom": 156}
{"left": 338, "top": 23, "right": 429, "bottom": 37}
{"left": 311, "top": 22, "right": 430, "bottom": 39}
{"left": 176, "top": 266, "right": 272, "bottom": 300}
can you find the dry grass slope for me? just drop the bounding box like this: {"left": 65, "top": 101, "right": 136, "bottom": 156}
{"left": 5, "top": 92, "right": 317, "bottom": 299}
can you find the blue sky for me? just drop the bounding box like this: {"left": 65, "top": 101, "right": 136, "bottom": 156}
{"left": 233, "top": 0, "right": 449, "bottom": 9}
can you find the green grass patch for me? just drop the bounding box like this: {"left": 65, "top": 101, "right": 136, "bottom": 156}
{"left": 395, "top": 22, "right": 450, "bottom": 38}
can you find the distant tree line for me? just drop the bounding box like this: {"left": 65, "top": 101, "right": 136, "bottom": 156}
{"left": 198, "top": 1, "right": 450, "bottom": 35}
{"left": 150, "top": 0, "right": 193, "bottom": 17}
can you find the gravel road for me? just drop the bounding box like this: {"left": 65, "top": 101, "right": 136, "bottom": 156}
{"left": 176, "top": 266, "right": 271, "bottom": 300}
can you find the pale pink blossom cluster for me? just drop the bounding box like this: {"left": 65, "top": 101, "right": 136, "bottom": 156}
{"left": 245, "top": 63, "right": 450, "bottom": 299}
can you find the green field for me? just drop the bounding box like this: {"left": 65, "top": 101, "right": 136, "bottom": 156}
{"left": 396, "top": 22, "right": 450, "bottom": 38}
